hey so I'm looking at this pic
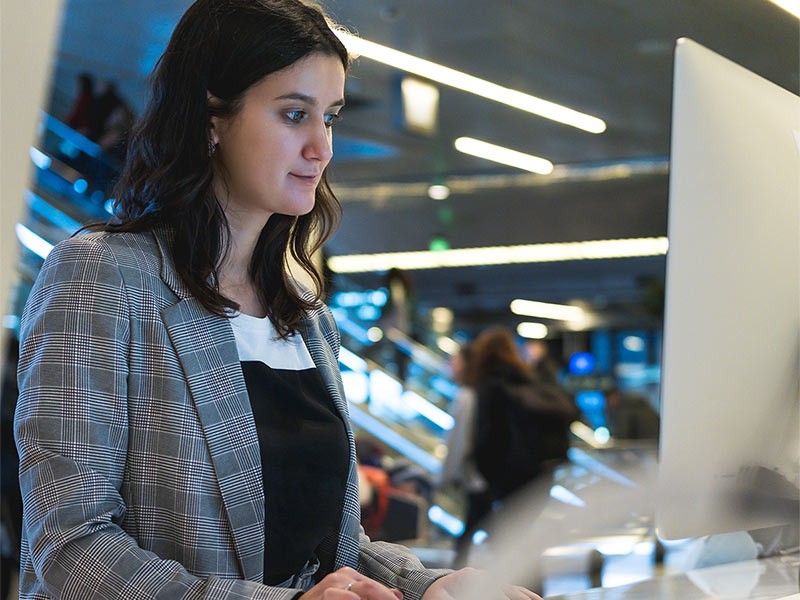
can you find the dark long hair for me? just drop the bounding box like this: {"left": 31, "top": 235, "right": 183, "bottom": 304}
{"left": 103, "top": 0, "right": 349, "bottom": 337}
{"left": 466, "top": 326, "right": 531, "bottom": 387}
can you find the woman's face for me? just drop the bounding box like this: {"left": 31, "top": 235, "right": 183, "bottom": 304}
{"left": 210, "top": 52, "right": 345, "bottom": 227}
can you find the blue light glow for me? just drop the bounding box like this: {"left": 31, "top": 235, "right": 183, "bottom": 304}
{"left": 341, "top": 370, "right": 369, "bottom": 404}
{"left": 569, "top": 352, "right": 596, "bottom": 375}
{"left": 339, "top": 347, "right": 368, "bottom": 373}
{"left": 73, "top": 179, "right": 89, "bottom": 194}
{"left": 401, "top": 390, "right": 454, "bottom": 430}
{"left": 550, "top": 484, "right": 587, "bottom": 507}
{"left": 472, "top": 530, "right": 488, "bottom": 545}
{"left": 575, "top": 390, "right": 607, "bottom": 429}
{"left": 26, "top": 191, "right": 81, "bottom": 232}
{"left": 29, "top": 147, "right": 51, "bottom": 170}
{"left": 428, "top": 505, "right": 465, "bottom": 536}
{"left": 356, "top": 304, "right": 380, "bottom": 321}
{"left": 15, "top": 223, "right": 53, "bottom": 259}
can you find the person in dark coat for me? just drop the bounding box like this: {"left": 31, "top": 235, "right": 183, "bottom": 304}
{"left": 469, "top": 327, "right": 577, "bottom": 504}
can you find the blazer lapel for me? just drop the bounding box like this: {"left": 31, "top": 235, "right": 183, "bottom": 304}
{"left": 154, "top": 230, "right": 265, "bottom": 582}
{"left": 162, "top": 298, "right": 265, "bottom": 582}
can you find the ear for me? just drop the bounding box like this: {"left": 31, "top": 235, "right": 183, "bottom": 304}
{"left": 207, "top": 92, "right": 223, "bottom": 145}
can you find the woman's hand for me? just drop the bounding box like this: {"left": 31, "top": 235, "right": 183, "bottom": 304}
{"left": 421, "top": 568, "right": 542, "bottom": 600}
{"left": 300, "top": 567, "right": 404, "bottom": 599}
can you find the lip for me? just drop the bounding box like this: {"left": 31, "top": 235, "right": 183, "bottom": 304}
{"left": 289, "top": 172, "right": 321, "bottom": 184}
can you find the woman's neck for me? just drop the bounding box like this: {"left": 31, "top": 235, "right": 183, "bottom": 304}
{"left": 217, "top": 210, "right": 270, "bottom": 318}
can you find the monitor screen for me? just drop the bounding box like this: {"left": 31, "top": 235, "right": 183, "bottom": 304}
{"left": 656, "top": 38, "right": 800, "bottom": 541}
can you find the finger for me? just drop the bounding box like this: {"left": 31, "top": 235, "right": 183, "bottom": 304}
{"left": 327, "top": 568, "right": 368, "bottom": 590}
{"left": 501, "top": 584, "right": 542, "bottom": 600}
{"left": 346, "top": 578, "right": 405, "bottom": 600}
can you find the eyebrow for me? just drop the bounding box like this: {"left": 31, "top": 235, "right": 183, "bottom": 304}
{"left": 274, "top": 92, "right": 345, "bottom": 108}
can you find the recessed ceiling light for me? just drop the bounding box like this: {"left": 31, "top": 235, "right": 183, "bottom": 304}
{"left": 517, "top": 322, "right": 549, "bottom": 339}
{"left": 427, "top": 184, "right": 451, "bottom": 200}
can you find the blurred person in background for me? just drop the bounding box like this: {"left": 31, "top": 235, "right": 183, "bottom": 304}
{"left": 523, "top": 339, "right": 561, "bottom": 387}
{"left": 438, "top": 343, "right": 491, "bottom": 568}
{"left": 89, "top": 80, "right": 135, "bottom": 163}
{"left": 14, "top": 1, "right": 540, "bottom": 598}
{"left": 377, "top": 267, "right": 418, "bottom": 383}
{"left": 64, "top": 72, "right": 95, "bottom": 136}
{"left": 469, "top": 327, "right": 577, "bottom": 532}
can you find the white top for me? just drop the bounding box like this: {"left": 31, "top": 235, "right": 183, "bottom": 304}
{"left": 229, "top": 312, "right": 315, "bottom": 370}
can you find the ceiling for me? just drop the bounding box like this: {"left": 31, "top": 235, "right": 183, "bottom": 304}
{"left": 46, "top": 0, "right": 799, "bottom": 334}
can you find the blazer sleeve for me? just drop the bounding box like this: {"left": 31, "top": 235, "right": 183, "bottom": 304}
{"left": 14, "top": 236, "right": 300, "bottom": 600}
{"left": 357, "top": 534, "right": 451, "bottom": 600}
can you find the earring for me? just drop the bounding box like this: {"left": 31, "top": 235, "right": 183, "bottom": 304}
{"left": 207, "top": 139, "right": 217, "bottom": 157}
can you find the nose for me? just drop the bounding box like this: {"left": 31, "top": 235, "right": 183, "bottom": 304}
{"left": 304, "top": 119, "right": 333, "bottom": 163}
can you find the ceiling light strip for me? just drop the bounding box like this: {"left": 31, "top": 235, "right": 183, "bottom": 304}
{"left": 455, "top": 137, "right": 554, "bottom": 174}
{"left": 510, "top": 299, "right": 584, "bottom": 321}
{"left": 336, "top": 30, "right": 606, "bottom": 134}
{"left": 327, "top": 237, "right": 669, "bottom": 273}
{"left": 767, "top": 0, "right": 800, "bottom": 19}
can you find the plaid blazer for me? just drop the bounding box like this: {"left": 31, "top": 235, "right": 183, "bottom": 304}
{"left": 15, "top": 229, "right": 450, "bottom": 600}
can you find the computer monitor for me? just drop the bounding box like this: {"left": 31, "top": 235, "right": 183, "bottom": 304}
{"left": 656, "top": 38, "right": 800, "bottom": 541}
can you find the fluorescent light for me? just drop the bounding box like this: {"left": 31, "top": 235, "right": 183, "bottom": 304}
{"left": 517, "top": 322, "right": 549, "bottom": 339}
{"left": 594, "top": 426, "right": 611, "bottom": 444}
{"left": 339, "top": 346, "right": 369, "bottom": 372}
{"left": 427, "top": 184, "right": 450, "bottom": 200}
{"left": 29, "top": 146, "right": 51, "bottom": 170}
{"left": 402, "top": 390, "right": 455, "bottom": 430}
{"left": 336, "top": 30, "right": 606, "bottom": 134}
{"left": 15, "top": 223, "right": 53, "bottom": 259}
{"left": 347, "top": 403, "right": 442, "bottom": 474}
{"left": 428, "top": 505, "right": 465, "bottom": 536}
{"left": 327, "top": 237, "right": 669, "bottom": 273}
{"left": 510, "top": 299, "right": 584, "bottom": 321}
{"left": 431, "top": 306, "right": 453, "bottom": 333}
{"left": 455, "top": 137, "right": 553, "bottom": 174}
{"left": 767, "top": 0, "right": 800, "bottom": 18}
{"left": 401, "top": 77, "right": 439, "bottom": 135}
{"left": 436, "top": 335, "right": 461, "bottom": 356}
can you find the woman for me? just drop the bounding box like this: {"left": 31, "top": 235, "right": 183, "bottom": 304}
{"left": 438, "top": 343, "right": 489, "bottom": 569}
{"left": 469, "top": 328, "right": 576, "bottom": 511}
{"left": 15, "top": 1, "right": 539, "bottom": 599}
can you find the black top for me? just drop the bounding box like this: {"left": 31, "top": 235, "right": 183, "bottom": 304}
{"left": 242, "top": 363, "right": 349, "bottom": 585}
{"left": 230, "top": 313, "right": 348, "bottom": 586}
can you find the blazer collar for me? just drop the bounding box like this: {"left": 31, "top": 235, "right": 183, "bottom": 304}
{"left": 152, "top": 226, "right": 193, "bottom": 300}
